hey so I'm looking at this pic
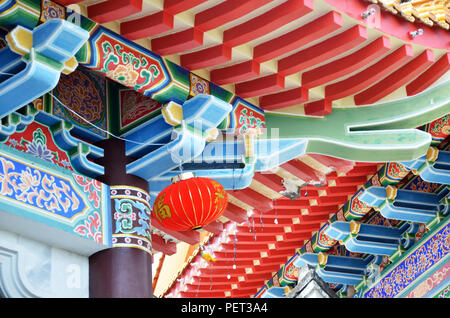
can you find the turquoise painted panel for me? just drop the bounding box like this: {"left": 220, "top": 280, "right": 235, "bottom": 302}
{"left": 363, "top": 218, "right": 450, "bottom": 298}
{"left": 0, "top": 143, "right": 110, "bottom": 246}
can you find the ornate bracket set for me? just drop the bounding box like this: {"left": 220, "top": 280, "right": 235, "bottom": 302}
{"left": 258, "top": 138, "right": 450, "bottom": 298}
{"left": 0, "top": 1, "right": 448, "bottom": 288}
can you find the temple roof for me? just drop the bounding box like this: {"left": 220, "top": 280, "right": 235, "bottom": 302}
{"left": 1, "top": 0, "right": 448, "bottom": 298}
{"left": 60, "top": 0, "right": 449, "bottom": 116}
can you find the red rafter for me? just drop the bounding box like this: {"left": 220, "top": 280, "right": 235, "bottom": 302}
{"left": 278, "top": 25, "right": 368, "bottom": 77}
{"left": 87, "top": 0, "right": 142, "bottom": 24}
{"left": 406, "top": 52, "right": 450, "bottom": 96}
{"left": 325, "top": 44, "right": 414, "bottom": 101}
{"left": 222, "top": 0, "right": 314, "bottom": 48}
{"left": 354, "top": 49, "right": 434, "bottom": 105}
{"left": 253, "top": 11, "right": 342, "bottom": 63}
{"left": 302, "top": 36, "right": 391, "bottom": 89}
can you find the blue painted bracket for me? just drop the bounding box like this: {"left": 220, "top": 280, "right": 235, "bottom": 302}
{"left": 34, "top": 111, "right": 105, "bottom": 178}
{"left": 146, "top": 136, "right": 307, "bottom": 197}
{"left": 260, "top": 287, "right": 287, "bottom": 298}
{"left": 401, "top": 148, "right": 450, "bottom": 185}
{"left": 0, "top": 19, "right": 89, "bottom": 119}
{"left": 126, "top": 95, "right": 233, "bottom": 180}
{"left": 0, "top": 105, "right": 37, "bottom": 141}
{"left": 293, "top": 253, "right": 375, "bottom": 286}
{"left": 324, "top": 221, "right": 411, "bottom": 256}
{"left": 359, "top": 186, "right": 449, "bottom": 224}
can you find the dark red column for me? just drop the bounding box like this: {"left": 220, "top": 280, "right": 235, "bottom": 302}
{"left": 89, "top": 138, "right": 153, "bottom": 298}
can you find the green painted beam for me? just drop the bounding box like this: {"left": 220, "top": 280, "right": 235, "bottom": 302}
{"left": 265, "top": 80, "right": 450, "bottom": 162}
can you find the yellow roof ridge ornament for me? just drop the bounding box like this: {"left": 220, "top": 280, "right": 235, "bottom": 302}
{"left": 367, "top": 0, "right": 449, "bottom": 30}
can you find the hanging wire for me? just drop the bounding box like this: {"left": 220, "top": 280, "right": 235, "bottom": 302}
{"left": 274, "top": 198, "right": 278, "bottom": 224}
{"left": 195, "top": 273, "right": 201, "bottom": 297}
{"left": 252, "top": 215, "right": 256, "bottom": 241}
{"left": 210, "top": 264, "right": 214, "bottom": 291}
{"left": 49, "top": 92, "right": 167, "bottom": 146}
{"left": 233, "top": 231, "right": 237, "bottom": 270}
{"left": 260, "top": 209, "right": 264, "bottom": 232}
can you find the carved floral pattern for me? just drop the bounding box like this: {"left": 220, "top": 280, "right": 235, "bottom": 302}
{"left": 0, "top": 155, "right": 85, "bottom": 219}
{"left": 365, "top": 223, "right": 449, "bottom": 298}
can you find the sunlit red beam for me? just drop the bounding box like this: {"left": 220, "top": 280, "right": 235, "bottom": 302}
{"left": 222, "top": 203, "right": 248, "bottom": 224}
{"left": 164, "top": 0, "right": 208, "bottom": 15}
{"left": 152, "top": 0, "right": 273, "bottom": 56}
{"left": 280, "top": 160, "right": 324, "bottom": 183}
{"left": 87, "top": 0, "right": 142, "bottom": 24}
{"left": 253, "top": 11, "right": 342, "bottom": 63}
{"left": 325, "top": 44, "right": 413, "bottom": 101}
{"left": 210, "top": 60, "right": 260, "bottom": 86}
{"left": 308, "top": 154, "right": 354, "bottom": 173}
{"left": 151, "top": 28, "right": 203, "bottom": 56}
{"left": 354, "top": 49, "right": 434, "bottom": 105}
{"left": 222, "top": 0, "right": 314, "bottom": 48}
{"left": 194, "top": 0, "right": 272, "bottom": 32}
{"left": 406, "top": 52, "right": 450, "bottom": 96}
{"left": 180, "top": 44, "right": 232, "bottom": 70}
{"left": 252, "top": 172, "right": 285, "bottom": 193}
{"left": 302, "top": 36, "right": 391, "bottom": 89}
{"left": 152, "top": 234, "right": 177, "bottom": 255}
{"left": 121, "top": 11, "right": 173, "bottom": 40}
{"left": 203, "top": 221, "right": 223, "bottom": 234}
{"left": 228, "top": 188, "right": 273, "bottom": 212}
{"left": 259, "top": 87, "right": 309, "bottom": 110}
{"left": 278, "top": 25, "right": 367, "bottom": 77}
{"left": 152, "top": 219, "right": 200, "bottom": 245}
{"left": 303, "top": 99, "right": 332, "bottom": 116}
{"left": 234, "top": 73, "right": 285, "bottom": 99}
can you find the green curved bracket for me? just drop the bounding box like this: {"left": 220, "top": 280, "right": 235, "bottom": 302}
{"left": 265, "top": 80, "right": 450, "bottom": 162}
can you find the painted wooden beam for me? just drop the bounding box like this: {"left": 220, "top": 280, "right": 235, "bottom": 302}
{"left": 252, "top": 172, "right": 285, "bottom": 193}
{"left": 180, "top": 44, "right": 232, "bottom": 70}
{"left": 406, "top": 52, "right": 450, "bottom": 96}
{"left": 228, "top": 189, "right": 273, "bottom": 212}
{"left": 303, "top": 99, "right": 332, "bottom": 116}
{"left": 278, "top": 25, "right": 367, "bottom": 77}
{"left": 120, "top": 11, "right": 174, "bottom": 40}
{"left": 316, "top": 195, "right": 348, "bottom": 206}
{"left": 253, "top": 11, "right": 342, "bottom": 64}
{"left": 308, "top": 154, "right": 354, "bottom": 173}
{"left": 222, "top": 203, "right": 248, "bottom": 224}
{"left": 152, "top": 234, "right": 177, "bottom": 255}
{"left": 210, "top": 60, "right": 260, "bottom": 86}
{"left": 259, "top": 87, "right": 309, "bottom": 111}
{"left": 302, "top": 36, "right": 391, "bottom": 89}
{"left": 151, "top": 28, "right": 203, "bottom": 56}
{"left": 235, "top": 233, "right": 278, "bottom": 242}
{"left": 235, "top": 74, "right": 285, "bottom": 99}
{"left": 280, "top": 160, "right": 324, "bottom": 183}
{"left": 222, "top": 0, "right": 314, "bottom": 48}
{"left": 152, "top": 219, "right": 200, "bottom": 245}
{"left": 274, "top": 199, "right": 310, "bottom": 209}
{"left": 345, "top": 165, "right": 378, "bottom": 176}
{"left": 164, "top": 0, "right": 208, "bottom": 15}
{"left": 194, "top": 0, "right": 272, "bottom": 32}
{"left": 325, "top": 44, "right": 414, "bottom": 101}
{"left": 354, "top": 49, "right": 435, "bottom": 105}
{"left": 87, "top": 0, "right": 143, "bottom": 24}
{"left": 203, "top": 221, "right": 224, "bottom": 235}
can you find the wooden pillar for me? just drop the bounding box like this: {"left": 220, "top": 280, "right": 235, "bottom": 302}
{"left": 89, "top": 138, "right": 153, "bottom": 298}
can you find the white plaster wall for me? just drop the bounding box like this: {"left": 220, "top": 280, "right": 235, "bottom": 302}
{"left": 0, "top": 230, "right": 89, "bottom": 298}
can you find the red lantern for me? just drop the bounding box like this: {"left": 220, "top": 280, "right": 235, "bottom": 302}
{"left": 152, "top": 173, "right": 228, "bottom": 231}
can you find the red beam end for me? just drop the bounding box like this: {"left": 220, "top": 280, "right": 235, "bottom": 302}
{"left": 87, "top": 0, "right": 143, "bottom": 24}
